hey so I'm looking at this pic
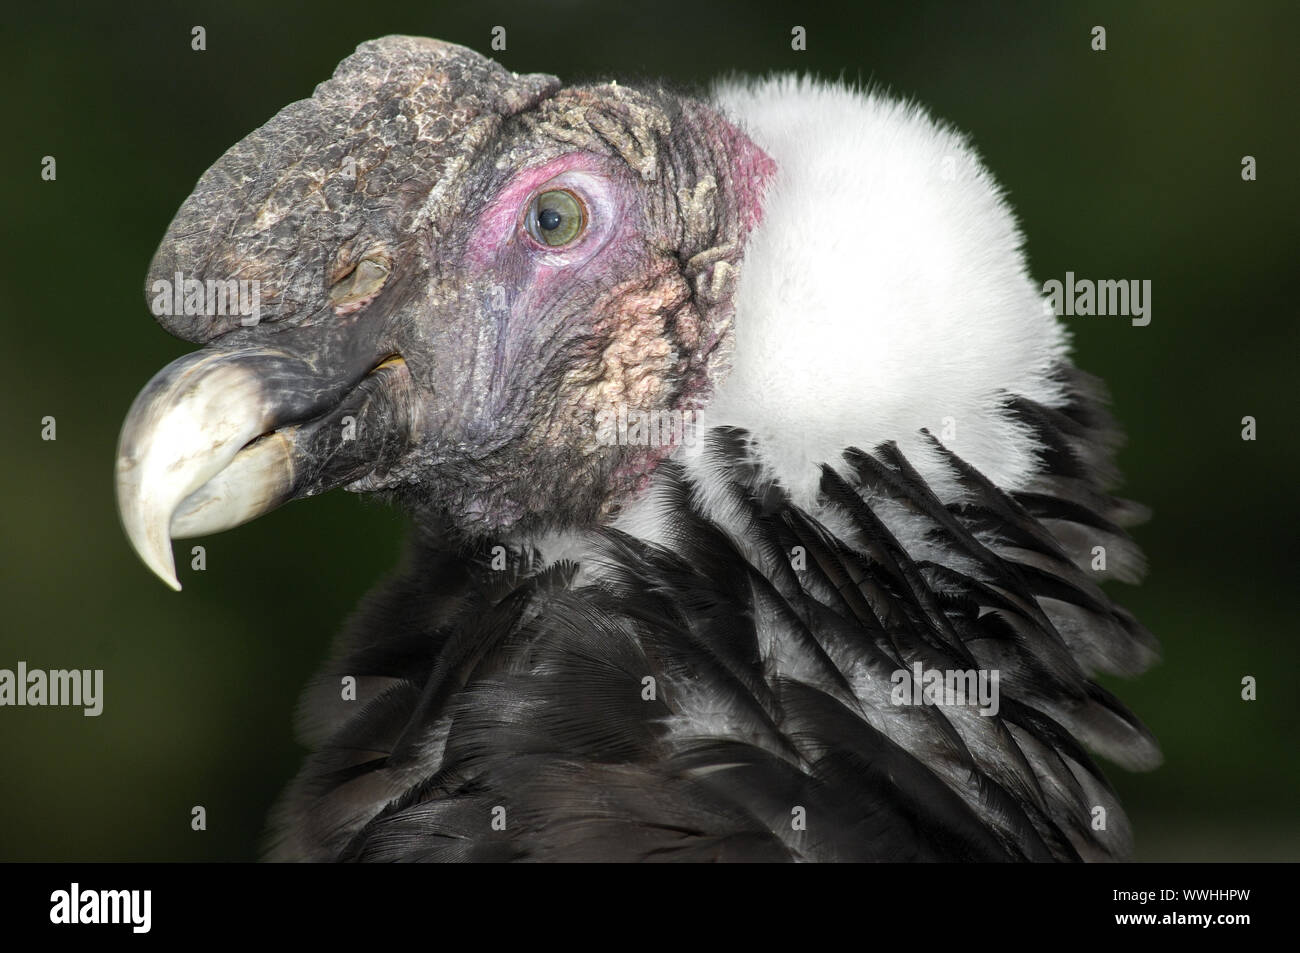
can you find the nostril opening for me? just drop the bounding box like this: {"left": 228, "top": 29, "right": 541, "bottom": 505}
{"left": 330, "top": 254, "right": 392, "bottom": 314}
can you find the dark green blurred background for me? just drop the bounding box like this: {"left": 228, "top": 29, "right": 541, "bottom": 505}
{"left": 2, "top": 0, "right": 1296, "bottom": 861}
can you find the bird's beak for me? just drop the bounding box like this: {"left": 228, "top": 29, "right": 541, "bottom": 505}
{"left": 115, "top": 335, "right": 413, "bottom": 590}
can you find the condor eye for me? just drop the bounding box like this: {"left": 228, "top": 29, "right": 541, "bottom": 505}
{"left": 528, "top": 189, "right": 586, "bottom": 247}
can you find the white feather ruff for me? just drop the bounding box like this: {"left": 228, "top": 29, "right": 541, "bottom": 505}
{"left": 705, "top": 75, "right": 1068, "bottom": 495}
{"left": 556, "top": 76, "right": 1073, "bottom": 560}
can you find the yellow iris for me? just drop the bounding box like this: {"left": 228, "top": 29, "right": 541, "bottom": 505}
{"left": 531, "top": 189, "right": 586, "bottom": 246}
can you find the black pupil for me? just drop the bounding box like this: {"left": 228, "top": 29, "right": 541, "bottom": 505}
{"left": 538, "top": 208, "right": 562, "bottom": 231}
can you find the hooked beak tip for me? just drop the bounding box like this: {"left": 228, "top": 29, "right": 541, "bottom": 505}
{"left": 116, "top": 342, "right": 412, "bottom": 591}
{"left": 116, "top": 453, "right": 185, "bottom": 592}
{"left": 115, "top": 349, "right": 281, "bottom": 592}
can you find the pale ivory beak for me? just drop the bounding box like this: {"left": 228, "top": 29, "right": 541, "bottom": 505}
{"left": 117, "top": 344, "right": 412, "bottom": 590}
{"left": 116, "top": 348, "right": 314, "bottom": 590}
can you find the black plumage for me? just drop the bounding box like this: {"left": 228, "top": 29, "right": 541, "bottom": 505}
{"left": 268, "top": 368, "right": 1157, "bottom": 862}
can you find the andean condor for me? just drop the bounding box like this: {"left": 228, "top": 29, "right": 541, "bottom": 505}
{"left": 116, "top": 36, "right": 1160, "bottom": 862}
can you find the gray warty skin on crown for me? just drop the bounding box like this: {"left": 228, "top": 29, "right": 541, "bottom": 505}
{"left": 116, "top": 36, "right": 1160, "bottom": 862}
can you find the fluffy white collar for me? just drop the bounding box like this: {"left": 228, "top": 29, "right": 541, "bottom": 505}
{"left": 694, "top": 75, "right": 1068, "bottom": 505}
{"left": 541, "top": 75, "right": 1074, "bottom": 559}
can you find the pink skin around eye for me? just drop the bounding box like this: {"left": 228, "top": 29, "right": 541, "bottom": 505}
{"left": 465, "top": 153, "right": 627, "bottom": 271}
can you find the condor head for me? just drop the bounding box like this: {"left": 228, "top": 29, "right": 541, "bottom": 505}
{"left": 116, "top": 36, "right": 773, "bottom": 589}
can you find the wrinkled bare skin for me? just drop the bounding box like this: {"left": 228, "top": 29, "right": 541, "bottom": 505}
{"left": 141, "top": 36, "right": 775, "bottom": 543}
